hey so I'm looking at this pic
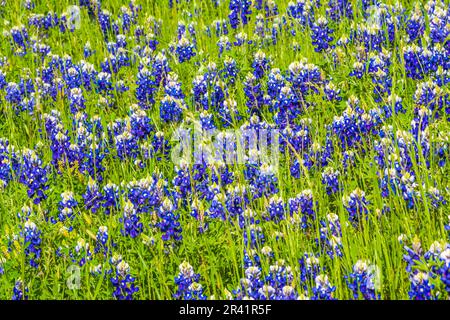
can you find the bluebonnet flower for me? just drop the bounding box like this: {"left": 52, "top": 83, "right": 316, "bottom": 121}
{"left": 106, "top": 40, "right": 119, "bottom": 55}
{"left": 408, "top": 271, "right": 435, "bottom": 300}
{"left": 212, "top": 19, "right": 229, "bottom": 37}
{"left": 260, "top": 260, "right": 296, "bottom": 300}
{"left": 427, "top": 187, "right": 446, "bottom": 209}
{"left": 327, "top": 0, "right": 353, "bottom": 21}
{"left": 28, "top": 14, "right": 45, "bottom": 29}
{"left": 217, "top": 98, "right": 240, "bottom": 127}
{"left": 188, "top": 23, "right": 197, "bottom": 46}
{"left": 429, "top": 3, "right": 449, "bottom": 45}
{"left": 83, "top": 42, "right": 94, "bottom": 58}
{"left": 21, "top": 219, "right": 41, "bottom": 268}
{"left": 90, "top": 264, "right": 103, "bottom": 277}
{"left": 24, "top": 0, "right": 34, "bottom": 10}
{"left": 266, "top": 195, "right": 285, "bottom": 223}
{"left": 83, "top": 178, "right": 103, "bottom": 213}
{"left": 18, "top": 149, "right": 49, "bottom": 204}
{"left": 58, "top": 191, "right": 78, "bottom": 222}
{"left": 151, "top": 52, "right": 170, "bottom": 87}
{"left": 240, "top": 207, "right": 259, "bottom": 229}
{"left": 299, "top": 253, "right": 322, "bottom": 291}
{"left": 176, "top": 37, "right": 196, "bottom": 63}
{"left": 98, "top": 10, "right": 112, "bottom": 38}
{"left": 12, "top": 280, "right": 28, "bottom": 300}
{"left": 232, "top": 266, "right": 264, "bottom": 299}
{"left": 5, "top": 82, "right": 22, "bottom": 106}
{"left": 143, "top": 32, "right": 158, "bottom": 51}
{"left": 424, "top": 241, "right": 445, "bottom": 265}
{"left": 79, "top": 138, "right": 106, "bottom": 182}
{"left": 382, "top": 94, "right": 404, "bottom": 118}
{"left": 190, "top": 200, "right": 209, "bottom": 233}
{"left": 174, "top": 261, "right": 206, "bottom": 300}
{"left": 0, "top": 138, "right": 17, "bottom": 187}
{"left": 290, "top": 189, "right": 316, "bottom": 229}
{"left": 177, "top": 21, "right": 186, "bottom": 39}
{"left": 287, "top": 0, "right": 315, "bottom": 26}
{"left": 0, "top": 257, "right": 5, "bottom": 275}
{"left": 111, "top": 260, "right": 139, "bottom": 300}
{"left": 165, "top": 73, "right": 185, "bottom": 99}
{"left": 115, "top": 80, "right": 129, "bottom": 93}
{"left": 94, "top": 226, "right": 109, "bottom": 256}
{"left": 323, "top": 82, "right": 342, "bottom": 101}
{"left": 225, "top": 185, "right": 249, "bottom": 219}
{"left": 264, "top": 0, "right": 279, "bottom": 17}
{"left": 130, "top": 105, "right": 153, "bottom": 139}
{"left": 173, "top": 161, "right": 192, "bottom": 199}
{"left": 311, "top": 17, "right": 334, "bottom": 52}
{"left": 343, "top": 188, "right": 369, "bottom": 226}
{"left": 141, "top": 131, "right": 171, "bottom": 161}
{"left": 438, "top": 248, "right": 450, "bottom": 294}
{"left": 136, "top": 67, "right": 157, "bottom": 109}
{"left": 349, "top": 61, "right": 365, "bottom": 79}
{"left": 331, "top": 100, "right": 365, "bottom": 150}
{"left": 64, "top": 66, "right": 82, "bottom": 89}
{"left": 207, "top": 194, "right": 226, "bottom": 221}
{"left": 127, "top": 176, "right": 163, "bottom": 213}
{"left": 31, "top": 42, "right": 51, "bottom": 62}
{"left": 406, "top": 4, "right": 425, "bottom": 42}
{"left": 202, "top": 61, "right": 219, "bottom": 85}
{"left": 103, "top": 183, "right": 120, "bottom": 215}
{"left": 115, "top": 129, "right": 140, "bottom": 160}
{"left": 160, "top": 96, "right": 184, "bottom": 123}
{"left": 287, "top": 60, "right": 323, "bottom": 96}
{"left": 414, "top": 80, "right": 446, "bottom": 117}
{"left": 249, "top": 162, "right": 279, "bottom": 199}
{"left": 155, "top": 198, "right": 182, "bottom": 243}
{"left": 243, "top": 224, "right": 265, "bottom": 249}
{"left": 217, "top": 35, "right": 231, "bottom": 57}
{"left": 96, "top": 72, "right": 113, "bottom": 94}
{"left": 234, "top": 31, "right": 250, "bottom": 46}
{"left": 321, "top": 167, "right": 340, "bottom": 194}
{"left": 267, "top": 68, "right": 284, "bottom": 101}
{"left": 252, "top": 50, "right": 269, "bottom": 80}
{"left": 312, "top": 274, "right": 336, "bottom": 300}
{"left": 52, "top": 134, "right": 78, "bottom": 168}
{"left": 115, "top": 48, "right": 130, "bottom": 70}
{"left": 80, "top": 62, "right": 97, "bottom": 91}
{"left": 358, "top": 21, "right": 387, "bottom": 52}
{"left": 244, "top": 73, "right": 264, "bottom": 115}
{"left": 346, "top": 260, "right": 380, "bottom": 300}
{"left": 222, "top": 56, "right": 238, "bottom": 85}
{"left": 10, "top": 26, "right": 29, "bottom": 53}
{"left": 70, "top": 238, "right": 92, "bottom": 267}
{"left": 316, "top": 213, "right": 343, "bottom": 259}
{"left": 243, "top": 248, "right": 262, "bottom": 269}
{"left": 210, "top": 80, "right": 227, "bottom": 111}
{"left": 120, "top": 201, "right": 143, "bottom": 238}
{"left": 274, "top": 86, "right": 301, "bottom": 127}
{"left": 68, "top": 88, "right": 85, "bottom": 114}
{"left": 0, "top": 70, "right": 7, "bottom": 90}
{"left": 228, "top": 0, "right": 252, "bottom": 29}
{"left": 199, "top": 111, "right": 216, "bottom": 131}
{"left": 403, "top": 237, "right": 423, "bottom": 273}
{"left": 192, "top": 75, "right": 209, "bottom": 110}
{"left": 119, "top": 7, "right": 134, "bottom": 34}
{"left": 403, "top": 44, "right": 428, "bottom": 80}
{"left": 59, "top": 11, "right": 76, "bottom": 33}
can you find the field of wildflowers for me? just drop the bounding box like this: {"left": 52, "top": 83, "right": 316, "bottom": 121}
{"left": 0, "top": 0, "right": 449, "bottom": 300}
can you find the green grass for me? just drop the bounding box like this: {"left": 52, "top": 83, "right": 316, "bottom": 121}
{"left": 0, "top": 0, "right": 449, "bottom": 300}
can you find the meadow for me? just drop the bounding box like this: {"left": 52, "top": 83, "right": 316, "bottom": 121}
{"left": 0, "top": 0, "right": 449, "bottom": 300}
